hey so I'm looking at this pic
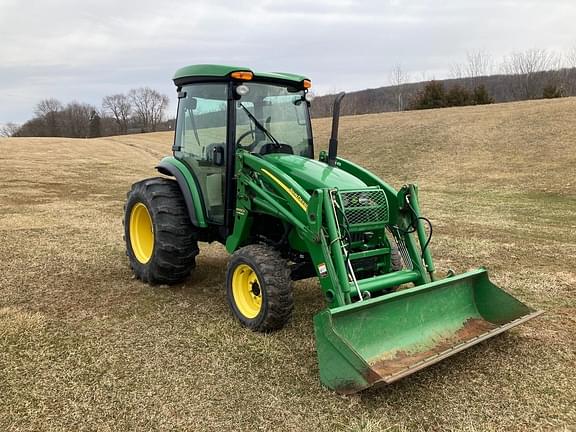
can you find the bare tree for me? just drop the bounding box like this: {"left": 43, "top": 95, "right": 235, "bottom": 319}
{"left": 389, "top": 64, "right": 410, "bottom": 111}
{"left": 562, "top": 45, "right": 576, "bottom": 96}
{"left": 13, "top": 118, "right": 47, "bottom": 137}
{"left": 89, "top": 111, "right": 101, "bottom": 138}
{"left": 501, "top": 48, "right": 558, "bottom": 99}
{"left": 449, "top": 50, "right": 492, "bottom": 83}
{"left": 102, "top": 94, "right": 131, "bottom": 134}
{"left": 565, "top": 45, "right": 576, "bottom": 68}
{"left": 0, "top": 122, "right": 20, "bottom": 137}
{"left": 449, "top": 63, "right": 464, "bottom": 79}
{"left": 61, "top": 102, "right": 95, "bottom": 138}
{"left": 34, "top": 98, "right": 63, "bottom": 136}
{"left": 128, "top": 87, "right": 170, "bottom": 132}
{"left": 466, "top": 50, "right": 493, "bottom": 81}
{"left": 34, "top": 98, "right": 63, "bottom": 117}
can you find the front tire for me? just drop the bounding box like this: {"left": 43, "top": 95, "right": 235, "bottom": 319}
{"left": 124, "top": 177, "right": 199, "bottom": 284}
{"left": 226, "top": 244, "right": 293, "bottom": 332}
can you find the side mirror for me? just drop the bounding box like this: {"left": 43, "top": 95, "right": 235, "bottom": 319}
{"left": 212, "top": 145, "right": 225, "bottom": 166}
{"left": 178, "top": 91, "right": 197, "bottom": 110}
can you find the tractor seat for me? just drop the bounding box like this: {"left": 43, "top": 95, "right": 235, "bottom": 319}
{"left": 259, "top": 143, "right": 293, "bottom": 156}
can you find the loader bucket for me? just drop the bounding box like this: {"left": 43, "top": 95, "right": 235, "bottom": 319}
{"left": 314, "top": 268, "right": 542, "bottom": 394}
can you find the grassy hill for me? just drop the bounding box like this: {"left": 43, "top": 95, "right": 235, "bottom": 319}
{"left": 310, "top": 68, "right": 576, "bottom": 118}
{"left": 1, "top": 98, "right": 574, "bottom": 431}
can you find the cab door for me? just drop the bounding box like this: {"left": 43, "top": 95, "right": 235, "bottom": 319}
{"left": 174, "top": 83, "right": 228, "bottom": 224}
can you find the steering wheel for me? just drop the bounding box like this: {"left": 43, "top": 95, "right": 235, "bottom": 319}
{"left": 236, "top": 130, "right": 258, "bottom": 150}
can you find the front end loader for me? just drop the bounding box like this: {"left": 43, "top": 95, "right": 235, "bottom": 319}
{"left": 124, "top": 64, "right": 541, "bottom": 393}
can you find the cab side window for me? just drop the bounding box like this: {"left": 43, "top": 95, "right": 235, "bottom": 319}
{"left": 174, "top": 84, "right": 228, "bottom": 224}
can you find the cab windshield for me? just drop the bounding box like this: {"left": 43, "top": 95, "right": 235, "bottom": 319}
{"left": 236, "top": 82, "right": 313, "bottom": 157}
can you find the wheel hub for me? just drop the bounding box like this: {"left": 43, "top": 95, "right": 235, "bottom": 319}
{"left": 251, "top": 282, "right": 261, "bottom": 297}
{"left": 129, "top": 202, "right": 154, "bottom": 264}
{"left": 231, "top": 264, "right": 263, "bottom": 319}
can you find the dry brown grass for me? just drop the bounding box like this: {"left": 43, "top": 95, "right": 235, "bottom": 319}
{"left": 1, "top": 98, "right": 575, "bottom": 431}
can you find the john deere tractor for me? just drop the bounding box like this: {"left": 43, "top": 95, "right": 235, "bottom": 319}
{"left": 124, "top": 64, "right": 541, "bottom": 393}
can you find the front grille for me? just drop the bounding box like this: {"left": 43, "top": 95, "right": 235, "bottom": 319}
{"left": 338, "top": 188, "right": 389, "bottom": 229}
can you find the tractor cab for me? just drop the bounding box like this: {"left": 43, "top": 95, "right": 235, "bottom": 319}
{"left": 170, "top": 65, "right": 314, "bottom": 228}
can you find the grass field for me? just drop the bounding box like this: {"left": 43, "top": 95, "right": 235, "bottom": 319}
{"left": 1, "top": 97, "right": 575, "bottom": 431}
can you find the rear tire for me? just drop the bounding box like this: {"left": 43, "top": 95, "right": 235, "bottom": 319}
{"left": 124, "top": 177, "right": 199, "bottom": 284}
{"left": 226, "top": 244, "right": 293, "bottom": 332}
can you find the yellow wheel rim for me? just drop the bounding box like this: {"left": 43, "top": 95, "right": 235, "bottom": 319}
{"left": 129, "top": 202, "right": 154, "bottom": 264}
{"left": 232, "top": 264, "right": 262, "bottom": 319}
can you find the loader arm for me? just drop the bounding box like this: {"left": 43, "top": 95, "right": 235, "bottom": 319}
{"left": 226, "top": 150, "right": 432, "bottom": 309}
{"left": 226, "top": 151, "right": 352, "bottom": 307}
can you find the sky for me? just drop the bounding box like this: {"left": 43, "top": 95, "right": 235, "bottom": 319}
{"left": 1, "top": 0, "right": 575, "bottom": 124}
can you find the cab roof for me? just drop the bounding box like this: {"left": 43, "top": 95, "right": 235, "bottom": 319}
{"left": 173, "top": 64, "right": 309, "bottom": 87}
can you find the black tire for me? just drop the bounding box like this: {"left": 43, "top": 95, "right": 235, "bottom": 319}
{"left": 124, "top": 177, "right": 199, "bottom": 284}
{"left": 226, "top": 244, "right": 293, "bottom": 332}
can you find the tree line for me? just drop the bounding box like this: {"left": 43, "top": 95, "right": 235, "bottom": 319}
{"left": 311, "top": 47, "right": 576, "bottom": 117}
{"left": 4, "top": 47, "right": 576, "bottom": 137}
{"left": 2, "top": 87, "right": 171, "bottom": 138}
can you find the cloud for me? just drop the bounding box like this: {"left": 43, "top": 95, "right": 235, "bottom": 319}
{"left": 1, "top": 0, "right": 575, "bottom": 122}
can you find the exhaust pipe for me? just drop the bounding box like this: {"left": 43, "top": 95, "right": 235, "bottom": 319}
{"left": 327, "top": 92, "right": 346, "bottom": 166}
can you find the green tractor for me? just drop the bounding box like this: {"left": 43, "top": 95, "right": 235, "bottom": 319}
{"left": 124, "top": 64, "right": 541, "bottom": 393}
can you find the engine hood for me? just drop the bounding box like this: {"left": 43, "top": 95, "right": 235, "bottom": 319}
{"left": 262, "top": 154, "right": 367, "bottom": 191}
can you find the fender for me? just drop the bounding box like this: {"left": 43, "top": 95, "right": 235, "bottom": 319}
{"left": 155, "top": 156, "right": 208, "bottom": 228}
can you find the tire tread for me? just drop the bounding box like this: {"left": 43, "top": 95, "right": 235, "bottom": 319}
{"left": 124, "top": 177, "right": 199, "bottom": 285}
{"left": 226, "top": 244, "right": 293, "bottom": 332}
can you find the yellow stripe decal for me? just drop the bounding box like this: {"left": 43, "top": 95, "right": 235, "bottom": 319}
{"left": 261, "top": 168, "right": 308, "bottom": 211}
